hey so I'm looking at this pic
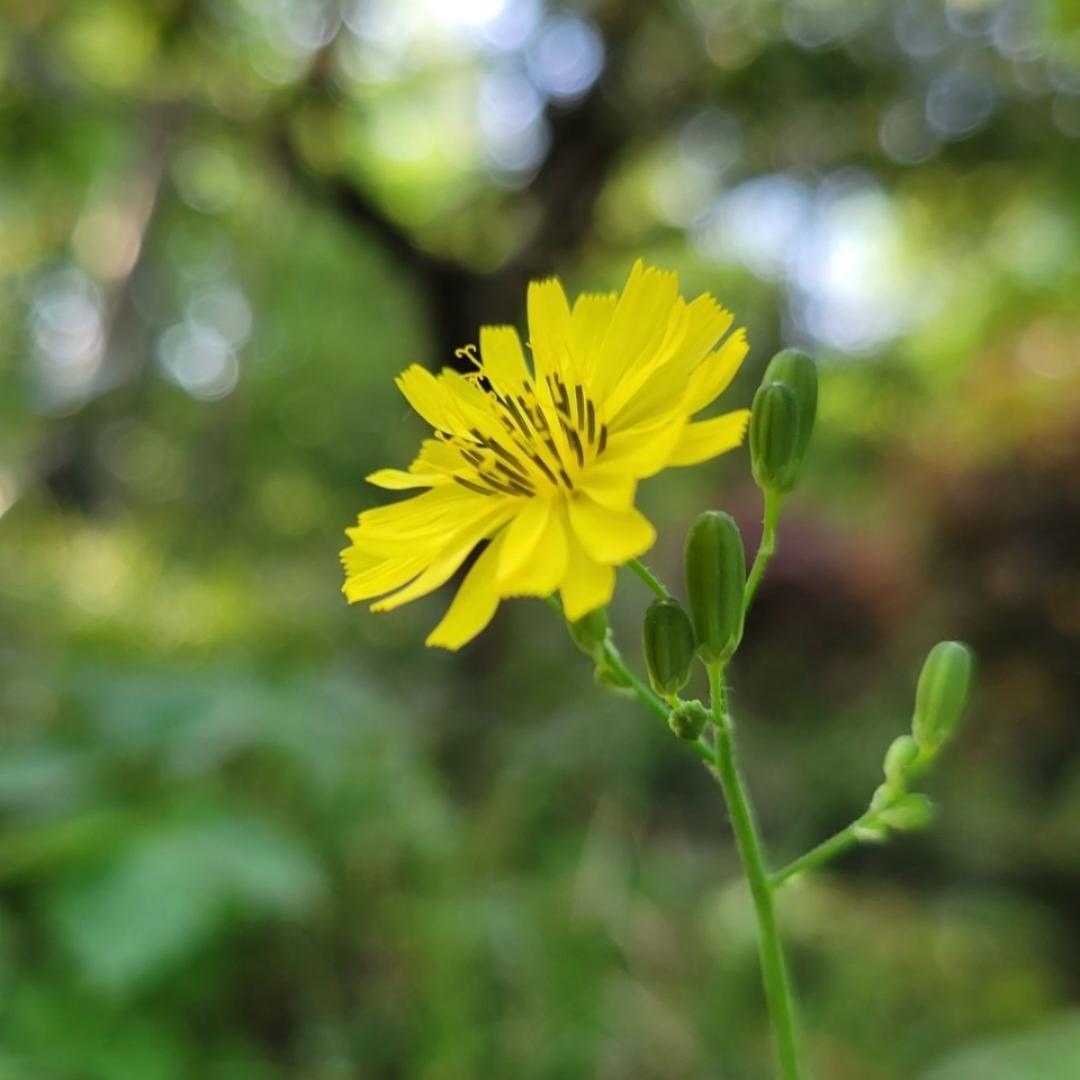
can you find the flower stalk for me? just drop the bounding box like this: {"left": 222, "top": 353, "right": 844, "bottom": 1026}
{"left": 708, "top": 663, "right": 804, "bottom": 1080}
{"left": 348, "top": 268, "right": 974, "bottom": 1079}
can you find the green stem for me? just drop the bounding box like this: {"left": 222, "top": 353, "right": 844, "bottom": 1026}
{"left": 769, "top": 822, "right": 864, "bottom": 889}
{"left": 744, "top": 490, "right": 783, "bottom": 615}
{"left": 708, "top": 665, "right": 804, "bottom": 1080}
{"left": 547, "top": 596, "right": 712, "bottom": 766}
{"left": 627, "top": 558, "right": 670, "bottom": 600}
{"left": 601, "top": 640, "right": 713, "bottom": 765}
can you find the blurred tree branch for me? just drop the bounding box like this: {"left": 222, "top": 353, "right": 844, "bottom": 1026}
{"left": 271, "top": 0, "right": 651, "bottom": 360}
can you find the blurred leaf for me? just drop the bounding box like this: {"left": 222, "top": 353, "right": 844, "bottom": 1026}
{"left": 49, "top": 812, "right": 325, "bottom": 993}
{"left": 0, "top": 745, "right": 94, "bottom": 816}
{"left": 923, "top": 1014, "right": 1080, "bottom": 1079}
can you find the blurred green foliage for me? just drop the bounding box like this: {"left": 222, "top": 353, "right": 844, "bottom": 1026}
{"left": 1, "top": 0, "right": 1079, "bottom": 1077}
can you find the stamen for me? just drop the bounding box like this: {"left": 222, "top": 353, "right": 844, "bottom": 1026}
{"left": 527, "top": 451, "right": 558, "bottom": 486}
{"left": 455, "top": 476, "right": 497, "bottom": 496}
{"left": 494, "top": 461, "right": 534, "bottom": 492}
{"left": 454, "top": 344, "right": 480, "bottom": 368}
{"left": 560, "top": 420, "right": 584, "bottom": 467}
{"left": 485, "top": 436, "right": 531, "bottom": 478}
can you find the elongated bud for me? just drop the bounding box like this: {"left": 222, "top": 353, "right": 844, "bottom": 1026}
{"left": 642, "top": 599, "right": 695, "bottom": 696}
{"left": 684, "top": 511, "right": 745, "bottom": 664}
{"left": 763, "top": 349, "right": 818, "bottom": 484}
{"left": 912, "top": 641, "right": 974, "bottom": 754}
{"left": 668, "top": 700, "right": 709, "bottom": 741}
{"left": 883, "top": 734, "right": 920, "bottom": 787}
{"left": 876, "top": 793, "right": 935, "bottom": 833}
{"left": 568, "top": 607, "right": 608, "bottom": 657}
{"left": 750, "top": 382, "right": 799, "bottom": 493}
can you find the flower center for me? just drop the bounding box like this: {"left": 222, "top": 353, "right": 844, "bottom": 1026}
{"left": 448, "top": 371, "right": 607, "bottom": 499}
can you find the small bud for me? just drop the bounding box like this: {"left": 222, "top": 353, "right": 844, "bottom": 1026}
{"left": 749, "top": 382, "right": 799, "bottom": 493}
{"left": 883, "top": 734, "right": 920, "bottom": 787}
{"left": 684, "top": 511, "right": 746, "bottom": 664}
{"left": 642, "top": 598, "right": 695, "bottom": 696}
{"left": 876, "top": 793, "right": 935, "bottom": 833}
{"left": 763, "top": 349, "right": 818, "bottom": 485}
{"left": 668, "top": 700, "right": 709, "bottom": 741}
{"left": 868, "top": 782, "right": 893, "bottom": 814}
{"left": 594, "top": 661, "right": 632, "bottom": 692}
{"left": 912, "top": 641, "right": 974, "bottom": 755}
{"left": 568, "top": 607, "right": 609, "bottom": 656}
{"left": 853, "top": 820, "right": 889, "bottom": 843}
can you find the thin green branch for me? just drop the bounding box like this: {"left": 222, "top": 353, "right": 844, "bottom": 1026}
{"left": 743, "top": 490, "right": 783, "bottom": 616}
{"left": 601, "top": 640, "right": 713, "bottom": 765}
{"left": 546, "top": 595, "right": 711, "bottom": 765}
{"left": 769, "top": 822, "right": 865, "bottom": 889}
{"left": 626, "top": 558, "right": 671, "bottom": 599}
{"left": 708, "top": 665, "right": 804, "bottom": 1080}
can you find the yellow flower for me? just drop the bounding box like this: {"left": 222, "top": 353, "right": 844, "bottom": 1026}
{"left": 341, "top": 260, "right": 750, "bottom": 649}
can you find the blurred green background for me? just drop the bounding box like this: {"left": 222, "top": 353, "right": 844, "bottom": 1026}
{"left": 1, "top": 1, "right": 1078, "bottom": 1077}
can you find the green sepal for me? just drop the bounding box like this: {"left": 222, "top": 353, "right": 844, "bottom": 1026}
{"left": 883, "top": 734, "right": 920, "bottom": 787}
{"left": 912, "top": 641, "right": 974, "bottom": 755}
{"left": 684, "top": 511, "right": 745, "bottom": 664}
{"left": 750, "top": 382, "right": 799, "bottom": 494}
{"left": 762, "top": 348, "right": 818, "bottom": 485}
{"left": 594, "top": 661, "right": 633, "bottom": 693}
{"left": 875, "top": 793, "right": 935, "bottom": 833}
{"left": 642, "top": 598, "right": 695, "bottom": 696}
{"left": 568, "top": 607, "right": 609, "bottom": 658}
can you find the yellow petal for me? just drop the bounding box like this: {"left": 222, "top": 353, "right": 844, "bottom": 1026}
{"left": 571, "top": 292, "right": 617, "bottom": 379}
{"left": 560, "top": 538, "right": 616, "bottom": 620}
{"left": 497, "top": 499, "right": 568, "bottom": 596}
{"left": 412, "top": 438, "right": 461, "bottom": 472}
{"left": 611, "top": 295, "right": 734, "bottom": 427}
{"left": 577, "top": 463, "right": 637, "bottom": 509}
{"left": 371, "top": 505, "right": 514, "bottom": 612}
{"left": 480, "top": 325, "right": 530, "bottom": 394}
{"left": 395, "top": 365, "right": 456, "bottom": 432}
{"left": 666, "top": 409, "right": 750, "bottom": 467}
{"left": 354, "top": 486, "right": 484, "bottom": 536}
{"left": 591, "top": 261, "right": 680, "bottom": 402}
{"left": 683, "top": 329, "right": 749, "bottom": 415}
{"left": 566, "top": 492, "right": 656, "bottom": 565}
{"left": 342, "top": 553, "right": 427, "bottom": 603}
{"left": 496, "top": 498, "right": 548, "bottom": 583}
{"left": 366, "top": 468, "right": 445, "bottom": 490}
{"left": 426, "top": 533, "right": 506, "bottom": 650}
{"left": 527, "top": 277, "right": 574, "bottom": 381}
{"left": 600, "top": 419, "right": 687, "bottom": 479}
{"left": 437, "top": 369, "right": 510, "bottom": 442}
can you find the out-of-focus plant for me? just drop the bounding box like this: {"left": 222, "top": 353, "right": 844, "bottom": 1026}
{"left": 344, "top": 260, "right": 976, "bottom": 1078}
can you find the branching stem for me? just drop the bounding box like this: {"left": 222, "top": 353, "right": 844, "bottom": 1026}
{"left": 744, "top": 490, "right": 783, "bottom": 615}
{"left": 769, "top": 822, "right": 865, "bottom": 889}
{"left": 626, "top": 558, "right": 671, "bottom": 600}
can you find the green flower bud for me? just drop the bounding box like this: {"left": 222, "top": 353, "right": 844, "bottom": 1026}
{"left": 642, "top": 598, "right": 695, "bottom": 696}
{"left": 568, "top": 607, "right": 609, "bottom": 656}
{"left": 763, "top": 349, "right": 818, "bottom": 483}
{"left": 668, "top": 700, "right": 709, "bottom": 741}
{"left": 876, "top": 793, "right": 935, "bottom": 833}
{"left": 912, "top": 641, "right": 974, "bottom": 755}
{"left": 684, "top": 511, "right": 745, "bottom": 664}
{"left": 749, "top": 382, "right": 799, "bottom": 493}
{"left": 883, "top": 734, "right": 920, "bottom": 787}
{"left": 594, "top": 660, "right": 632, "bottom": 692}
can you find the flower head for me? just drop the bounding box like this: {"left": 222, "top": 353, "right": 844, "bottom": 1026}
{"left": 341, "top": 260, "right": 750, "bottom": 649}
